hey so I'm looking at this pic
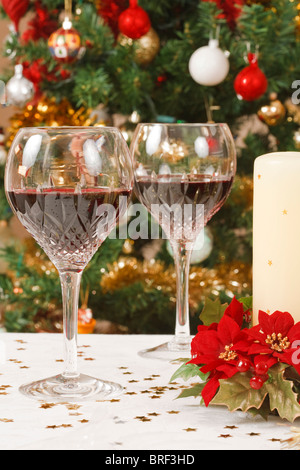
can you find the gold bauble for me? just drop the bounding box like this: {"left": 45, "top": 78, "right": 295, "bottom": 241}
{"left": 118, "top": 28, "right": 160, "bottom": 66}
{"left": 257, "top": 93, "right": 286, "bottom": 126}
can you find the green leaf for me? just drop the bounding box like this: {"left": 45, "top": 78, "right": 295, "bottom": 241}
{"left": 238, "top": 296, "right": 253, "bottom": 310}
{"left": 265, "top": 364, "right": 300, "bottom": 423}
{"left": 176, "top": 383, "right": 206, "bottom": 400}
{"left": 170, "top": 362, "right": 208, "bottom": 383}
{"left": 200, "top": 297, "right": 228, "bottom": 326}
{"left": 211, "top": 372, "right": 267, "bottom": 412}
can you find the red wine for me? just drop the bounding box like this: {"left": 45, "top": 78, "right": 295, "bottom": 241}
{"left": 7, "top": 188, "right": 131, "bottom": 272}
{"left": 135, "top": 175, "right": 233, "bottom": 242}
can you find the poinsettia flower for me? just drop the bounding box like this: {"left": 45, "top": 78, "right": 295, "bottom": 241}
{"left": 189, "top": 310, "right": 248, "bottom": 406}
{"left": 245, "top": 310, "right": 300, "bottom": 374}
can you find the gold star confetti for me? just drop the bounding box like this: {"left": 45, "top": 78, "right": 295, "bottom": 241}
{"left": 79, "top": 419, "right": 89, "bottom": 424}
{"left": 167, "top": 411, "right": 180, "bottom": 414}
{"left": 225, "top": 425, "right": 238, "bottom": 430}
{"left": 40, "top": 403, "right": 56, "bottom": 409}
{"left": 268, "top": 260, "right": 273, "bottom": 266}
{"left": 0, "top": 419, "right": 14, "bottom": 423}
{"left": 183, "top": 428, "right": 197, "bottom": 432}
{"left": 283, "top": 209, "right": 288, "bottom": 215}
{"left": 219, "top": 434, "right": 232, "bottom": 438}
{"left": 84, "top": 358, "right": 95, "bottom": 361}
{"left": 148, "top": 413, "right": 160, "bottom": 417}
{"left": 125, "top": 392, "right": 137, "bottom": 396}
{"left": 247, "top": 432, "right": 260, "bottom": 436}
{"left": 258, "top": 174, "right": 262, "bottom": 180}
{"left": 110, "top": 399, "right": 120, "bottom": 403}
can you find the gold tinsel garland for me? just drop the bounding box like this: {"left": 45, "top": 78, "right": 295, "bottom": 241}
{"left": 6, "top": 95, "right": 105, "bottom": 148}
{"left": 101, "top": 256, "right": 252, "bottom": 308}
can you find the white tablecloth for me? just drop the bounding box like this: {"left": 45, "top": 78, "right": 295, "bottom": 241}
{"left": 0, "top": 332, "right": 296, "bottom": 450}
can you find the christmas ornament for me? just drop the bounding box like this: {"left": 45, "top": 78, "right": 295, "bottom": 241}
{"left": 6, "top": 64, "right": 34, "bottom": 107}
{"left": 118, "top": 27, "right": 160, "bottom": 65}
{"left": 48, "top": 17, "right": 81, "bottom": 63}
{"left": 234, "top": 52, "right": 268, "bottom": 101}
{"left": 257, "top": 93, "right": 286, "bottom": 126}
{"left": 1, "top": 0, "right": 29, "bottom": 31}
{"left": 188, "top": 39, "right": 230, "bottom": 86}
{"left": 118, "top": 0, "right": 151, "bottom": 39}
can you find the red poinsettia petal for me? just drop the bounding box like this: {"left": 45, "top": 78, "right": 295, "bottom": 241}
{"left": 216, "top": 363, "right": 238, "bottom": 378}
{"left": 202, "top": 375, "right": 220, "bottom": 407}
{"left": 287, "top": 322, "right": 300, "bottom": 344}
{"left": 217, "top": 314, "right": 241, "bottom": 346}
{"left": 200, "top": 360, "right": 224, "bottom": 374}
{"left": 273, "top": 311, "right": 295, "bottom": 336}
{"left": 224, "top": 296, "right": 244, "bottom": 327}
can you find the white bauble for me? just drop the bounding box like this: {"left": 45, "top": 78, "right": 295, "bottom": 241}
{"left": 189, "top": 39, "right": 229, "bottom": 86}
{"left": 6, "top": 64, "right": 34, "bottom": 107}
{"left": 194, "top": 136, "right": 209, "bottom": 158}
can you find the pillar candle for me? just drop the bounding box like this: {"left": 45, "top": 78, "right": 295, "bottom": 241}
{"left": 253, "top": 151, "right": 300, "bottom": 325}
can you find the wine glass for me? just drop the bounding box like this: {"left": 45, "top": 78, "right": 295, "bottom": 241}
{"left": 5, "top": 127, "right": 133, "bottom": 401}
{"left": 130, "top": 123, "right": 236, "bottom": 359}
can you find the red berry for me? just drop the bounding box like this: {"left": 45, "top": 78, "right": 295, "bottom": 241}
{"left": 255, "top": 361, "right": 269, "bottom": 376}
{"left": 236, "top": 358, "right": 251, "bottom": 373}
{"left": 250, "top": 376, "right": 264, "bottom": 390}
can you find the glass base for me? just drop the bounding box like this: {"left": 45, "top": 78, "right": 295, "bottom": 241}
{"left": 138, "top": 336, "right": 192, "bottom": 361}
{"left": 19, "top": 373, "right": 123, "bottom": 403}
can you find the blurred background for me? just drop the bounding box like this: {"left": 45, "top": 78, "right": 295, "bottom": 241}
{"left": 0, "top": 0, "right": 299, "bottom": 335}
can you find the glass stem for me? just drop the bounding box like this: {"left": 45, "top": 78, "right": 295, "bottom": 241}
{"left": 171, "top": 241, "right": 192, "bottom": 344}
{"left": 59, "top": 271, "right": 82, "bottom": 379}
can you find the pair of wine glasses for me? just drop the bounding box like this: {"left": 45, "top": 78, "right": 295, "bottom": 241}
{"left": 5, "top": 123, "right": 236, "bottom": 402}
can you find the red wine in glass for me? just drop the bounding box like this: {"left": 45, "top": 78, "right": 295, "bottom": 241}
{"left": 7, "top": 188, "right": 131, "bottom": 273}
{"left": 135, "top": 175, "right": 233, "bottom": 242}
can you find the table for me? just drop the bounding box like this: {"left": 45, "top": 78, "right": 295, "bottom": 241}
{"left": 0, "top": 332, "right": 296, "bottom": 450}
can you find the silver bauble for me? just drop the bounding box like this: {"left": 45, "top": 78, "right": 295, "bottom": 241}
{"left": 6, "top": 64, "right": 34, "bottom": 107}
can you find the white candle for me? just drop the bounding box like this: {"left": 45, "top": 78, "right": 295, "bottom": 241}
{"left": 253, "top": 152, "right": 300, "bottom": 325}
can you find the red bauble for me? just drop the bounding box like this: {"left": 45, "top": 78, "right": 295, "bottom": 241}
{"left": 234, "top": 53, "right": 268, "bottom": 101}
{"left": 118, "top": 0, "right": 151, "bottom": 39}
{"left": 1, "top": 0, "right": 29, "bottom": 31}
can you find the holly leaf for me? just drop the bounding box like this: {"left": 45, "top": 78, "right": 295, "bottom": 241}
{"left": 265, "top": 363, "right": 300, "bottom": 423}
{"left": 211, "top": 372, "right": 267, "bottom": 412}
{"left": 170, "top": 362, "right": 208, "bottom": 383}
{"left": 200, "top": 297, "right": 228, "bottom": 326}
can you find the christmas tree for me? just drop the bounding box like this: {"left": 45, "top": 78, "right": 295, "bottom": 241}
{"left": 0, "top": 0, "right": 299, "bottom": 333}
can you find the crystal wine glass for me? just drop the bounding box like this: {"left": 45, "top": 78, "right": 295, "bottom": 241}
{"left": 130, "top": 123, "right": 236, "bottom": 359}
{"left": 5, "top": 127, "right": 133, "bottom": 401}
